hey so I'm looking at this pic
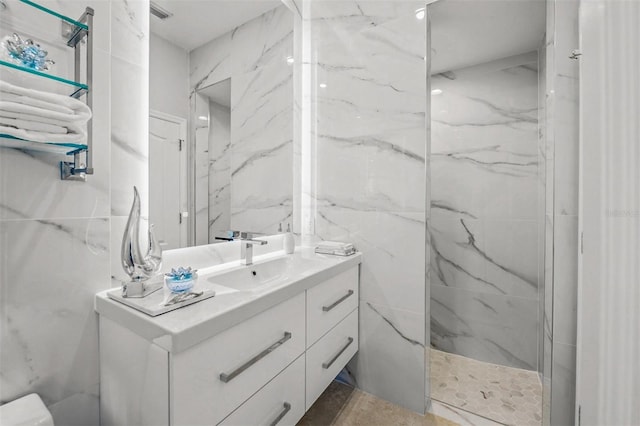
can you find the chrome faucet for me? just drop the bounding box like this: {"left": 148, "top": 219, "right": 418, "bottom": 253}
{"left": 239, "top": 231, "right": 267, "bottom": 265}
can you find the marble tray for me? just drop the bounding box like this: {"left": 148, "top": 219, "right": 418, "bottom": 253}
{"left": 107, "top": 287, "right": 216, "bottom": 317}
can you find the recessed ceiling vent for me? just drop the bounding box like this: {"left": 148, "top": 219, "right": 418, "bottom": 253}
{"left": 150, "top": 2, "right": 173, "bottom": 20}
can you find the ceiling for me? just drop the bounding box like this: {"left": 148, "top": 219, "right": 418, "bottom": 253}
{"left": 150, "top": 0, "right": 283, "bottom": 52}
{"left": 429, "top": 0, "right": 545, "bottom": 74}
{"left": 149, "top": 0, "right": 545, "bottom": 74}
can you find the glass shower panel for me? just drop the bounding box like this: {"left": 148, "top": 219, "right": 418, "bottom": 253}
{"left": 426, "top": 1, "right": 547, "bottom": 425}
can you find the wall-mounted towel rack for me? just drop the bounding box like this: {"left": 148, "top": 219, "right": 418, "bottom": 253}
{"left": 0, "top": 0, "right": 94, "bottom": 181}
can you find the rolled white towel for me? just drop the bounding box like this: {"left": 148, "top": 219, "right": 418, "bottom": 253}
{"left": 0, "top": 110, "right": 84, "bottom": 135}
{"left": 0, "top": 79, "right": 91, "bottom": 121}
{"left": 0, "top": 125, "right": 86, "bottom": 143}
{"left": 0, "top": 92, "right": 75, "bottom": 115}
{"left": 0, "top": 116, "right": 68, "bottom": 134}
{"left": 0, "top": 101, "right": 90, "bottom": 123}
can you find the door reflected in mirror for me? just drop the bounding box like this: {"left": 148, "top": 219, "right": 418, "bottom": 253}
{"left": 149, "top": 0, "right": 294, "bottom": 249}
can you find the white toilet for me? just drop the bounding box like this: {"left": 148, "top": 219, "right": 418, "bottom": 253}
{"left": 0, "top": 394, "right": 54, "bottom": 426}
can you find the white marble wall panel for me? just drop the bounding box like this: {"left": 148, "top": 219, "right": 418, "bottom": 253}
{"left": 430, "top": 216, "right": 539, "bottom": 299}
{"left": 354, "top": 302, "right": 426, "bottom": 414}
{"left": 305, "top": 0, "right": 427, "bottom": 413}
{"left": 110, "top": 0, "right": 149, "bottom": 68}
{"left": 230, "top": 5, "right": 293, "bottom": 76}
{"left": 429, "top": 57, "right": 541, "bottom": 371}
{"left": 431, "top": 285, "right": 538, "bottom": 370}
{"left": 317, "top": 209, "right": 425, "bottom": 314}
{"left": 109, "top": 0, "right": 149, "bottom": 302}
{"left": 430, "top": 64, "right": 539, "bottom": 221}
{"left": 190, "top": 32, "right": 232, "bottom": 94}
{"left": 0, "top": 218, "right": 110, "bottom": 425}
{"left": 110, "top": 55, "right": 149, "bottom": 216}
{"left": 208, "top": 101, "right": 231, "bottom": 241}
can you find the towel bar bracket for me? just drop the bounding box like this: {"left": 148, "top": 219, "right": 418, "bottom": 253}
{"left": 60, "top": 6, "right": 93, "bottom": 181}
{"left": 61, "top": 150, "right": 92, "bottom": 181}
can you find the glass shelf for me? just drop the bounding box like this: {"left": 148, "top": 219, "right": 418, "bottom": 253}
{"left": 0, "top": 134, "right": 87, "bottom": 155}
{"left": 19, "top": 0, "right": 88, "bottom": 32}
{"left": 0, "top": 59, "right": 88, "bottom": 95}
{"left": 0, "top": 0, "right": 93, "bottom": 179}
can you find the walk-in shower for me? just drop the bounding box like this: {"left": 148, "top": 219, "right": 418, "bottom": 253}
{"left": 426, "top": 1, "right": 549, "bottom": 424}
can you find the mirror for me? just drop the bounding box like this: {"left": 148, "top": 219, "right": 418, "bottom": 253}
{"left": 148, "top": 0, "right": 294, "bottom": 249}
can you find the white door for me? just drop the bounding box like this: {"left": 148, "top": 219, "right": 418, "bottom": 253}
{"left": 577, "top": 2, "right": 640, "bottom": 425}
{"left": 149, "top": 112, "right": 187, "bottom": 250}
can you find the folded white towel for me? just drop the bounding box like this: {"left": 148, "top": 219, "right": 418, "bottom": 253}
{"left": 0, "top": 110, "right": 84, "bottom": 135}
{"left": 316, "top": 241, "right": 355, "bottom": 250}
{"left": 315, "top": 241, "right": 356, "bottom": 256}
{"left": 0, "top": 80, "right": 91, "bottom": 120}
{"left": 0, "top": 116, "right": 68, "bottom": 134}
{"left": 0, "top": 80, "right": 90, "bottom": 145}
{"left": 0, "top": 125, "right": 86, "bottom": 143}
{"left": 0, "top": 101, "right": 90, "bottom": 123}
{"left": 0, "top": 92, "right": 75, "bottom": 115}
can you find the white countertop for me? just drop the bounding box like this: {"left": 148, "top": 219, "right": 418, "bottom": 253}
{"left": 95, "top": 247, "right": 361, "bottom": 353}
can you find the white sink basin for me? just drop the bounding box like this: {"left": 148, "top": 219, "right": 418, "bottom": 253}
{"left": 207, "top": 253, "right": 331, "bottom": 291}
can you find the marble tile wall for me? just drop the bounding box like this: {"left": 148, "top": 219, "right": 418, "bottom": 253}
{"left": 0, "top": 1, "right": 149, "bottom": 425}
{"left": 302, "top": 0, "right": 427, "bottom": 414}
{"left": 189, "top": 5, "right": 294, "bottom": 238}
{"left": 429, "top": 56, "right": 541, "bottom": 371}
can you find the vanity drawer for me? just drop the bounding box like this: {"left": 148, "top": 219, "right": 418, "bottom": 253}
{"left": 172, "top": 292, "right": 306, "bottom": 426}
{"left": 306, "top": 308, "right": 358, "bottom": 409}
{"left": 219, "top": 355, "right": 305, "bottom": 426}
{"left": 306, "top": 266, "right": 358, "bottom": 347}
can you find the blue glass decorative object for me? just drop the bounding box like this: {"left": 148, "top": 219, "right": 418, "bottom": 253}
{"left": 165, "top": 267, "right": 198, "bottom": 294}
{"left": 2, "top": 33, "right": 55, "bottom": 71}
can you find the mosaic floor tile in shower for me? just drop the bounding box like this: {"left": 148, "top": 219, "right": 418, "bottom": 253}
{"left": 430, "top": 349, "right": 542, "bottom": 426}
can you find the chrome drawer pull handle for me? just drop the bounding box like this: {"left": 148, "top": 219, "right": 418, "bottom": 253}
{"left": 269, "top": 402, "right": 291, "bottom": 426}
{"left": 322, "top": 289, "right": 354, "bottom": 312}
{"left": 322, "top": 337, "right": 354, "bottom": 369}
{"left": 219, "top": 332, "right": 292, "bottom": 383}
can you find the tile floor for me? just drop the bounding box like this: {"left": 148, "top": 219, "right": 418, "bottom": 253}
{"left": 299, "top": 381, "right": 458, "bottom": 426}
{"left": 428, "top": 400, "right": 504, "bottom": 426}
{"left": 430, "top": 349, "right": 542, "bottom": 426}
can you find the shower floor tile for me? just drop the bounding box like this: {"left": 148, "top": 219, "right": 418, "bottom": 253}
{"left": 430, "top": 349, "right": 542, "bottom": 426}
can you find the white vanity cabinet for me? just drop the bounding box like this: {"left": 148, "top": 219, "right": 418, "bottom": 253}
{"left": 172, "top": 293, "right": 306, "bottom": 425}
{"left": 98, "top": 259, "right": 360, "bottom": 426}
